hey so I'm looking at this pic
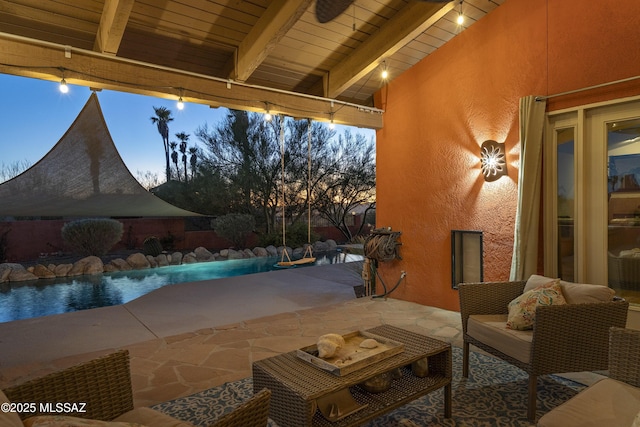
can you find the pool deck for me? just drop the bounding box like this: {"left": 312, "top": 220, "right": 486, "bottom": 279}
{"left": 0, "top": 261, "right": 603, "bottom": 410}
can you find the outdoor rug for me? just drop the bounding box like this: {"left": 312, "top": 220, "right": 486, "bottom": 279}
{"left": 153, "top": 347, "right": 585, "bottom": 426}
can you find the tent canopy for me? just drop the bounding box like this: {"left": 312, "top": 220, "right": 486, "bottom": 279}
{"left": 0, "top": 93, "right": 201, "bottom": 217}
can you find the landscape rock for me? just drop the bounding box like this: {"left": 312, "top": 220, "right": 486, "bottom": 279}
{"left": 326, "top": 239, "right": 338, "bottom": 251}
{"left": 265, "top": 245, "right": 278, "bottom": 256}
{"left": 109, "top": 258, "right": 132, "bottom": 271}
{"left": 183, "top": 252, "right": 197, "bottom": 263}
{"left": 9, "top": 268, "right": 38, "bottom": 282}
{"left": 33, "top": 264, "right": 56, "bottom": 279}
{"left": 195, "top": 247, "right": 214, "bottom": 261}
{"left": 243, "top": 249, "right": 256, "bottom": 258}
{"left": 156, "top": 254, "right": 169, "bottom": 267}
{"left": 146, "top": 255, "right": 158, "bottom": 268}
{"left": 227, "top": 249, "right": 244, "bottom": 260}
{"left": 54, "top": 263, "right": 73, "bottom": 277}
{"left": 127, "top": 253, "right": 150, "bottom": 269}
{"left": 70, "top": 256, "right": 104, "bottom": 276}
{"left": 0, "top": 267, "right": 10, "bottom": 283}
{"left": 170, "top": 252, "right": 183, "bottom": 265}
{"left": 313, "top": 241, "right": 329, "bottom": 252}
{"left": 103, "top": 264, "right": 118, "bottom": 273}
{"left": 253, "top": 247, "right": 268, "bottom": 257}
{"left": 219, "top": 249, "right": 229, "bottom": 258}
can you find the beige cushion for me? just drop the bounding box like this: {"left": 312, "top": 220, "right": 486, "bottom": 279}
{"left": 467, "top": 314, "right": 533, "bottom": 363}
{"left": 537, "top": 378, "right": 640, "bottom": 427}
{"left": 23, "top": 416, "right": 147, "bottom": 426}
{"left": 507, "top": 280, "right": 566, "bottom": 330}
{"left": 0, "top": 389, "right": 23, "bottom": 427}
{"left": 524, "top": 274, "right": 615, "bottom": 304}
{"left": 114, "top": 408, "right": 193, "bottom": 427}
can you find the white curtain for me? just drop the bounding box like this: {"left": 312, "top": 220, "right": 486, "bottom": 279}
{"left": 510, "top": 95, "right": 547, "bottom": 281}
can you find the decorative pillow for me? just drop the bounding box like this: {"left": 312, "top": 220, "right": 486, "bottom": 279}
{"left": 507, "top": 280, "right": 566, "bottom": 330}
{"left": 560, "top": 281, "right": 615, "bottom": 304}
{"left": 23, "top": 415, "right": 147, "bottom": 427}
{"left": 524, "top": 274, "right": 559, "bottom": 292}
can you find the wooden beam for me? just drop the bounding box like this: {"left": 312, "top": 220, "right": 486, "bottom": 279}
{"left": 94, "top": 0, "right": 135, "bottom": 55}
{"left": 324, "top": 1, "right": 454, "bottom": 99}
{"left": 230, "top": 0, "right": 312, "bottom": 82}
{"left": 0, "top": 33, "right": 383, "bottom": 129}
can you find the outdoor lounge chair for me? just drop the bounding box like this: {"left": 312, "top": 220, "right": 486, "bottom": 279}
{"left": 458, "top": 276, "right": 629, "bottom": 421}
{"left": 1, "top": 350, "right": 271, "bottom": 427}
{"left": 537, "top": 327, "right": 640, "bottom": 426}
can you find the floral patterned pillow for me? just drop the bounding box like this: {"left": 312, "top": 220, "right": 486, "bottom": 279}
{"left": 507, "top": 280, "right": 566, "bottom": 330}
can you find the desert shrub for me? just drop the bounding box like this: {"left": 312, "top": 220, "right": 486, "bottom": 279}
{"left": 143, "top": 236, "right": 163, "bottom": 256}
{"left": 258, "top": 231, "right": 282, "bottom": 248}
{"left": 0, "top": 227, "right": 10, "bottom": 262}
{"left": 282, "top": 221, "right": 319, "bottom": 249}
{"left": 61, "top": 218, "right": 123, "bottom": 257}
{"left": 214, "top": 213, "right": 255, "bottom": 248}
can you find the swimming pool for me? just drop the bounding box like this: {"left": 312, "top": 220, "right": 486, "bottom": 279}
{"left": 0, "top": 252, "right": 363, "bottom": 323}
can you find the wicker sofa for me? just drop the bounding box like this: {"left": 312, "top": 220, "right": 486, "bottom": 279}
{"left": 459, "top": 276, "right": 629, "bottom": 421}
{"left": 537, "top": 327, "right": 640, "bottom": 426}
{"left": 0, "top": 350, "right": 271, "bottom": 427}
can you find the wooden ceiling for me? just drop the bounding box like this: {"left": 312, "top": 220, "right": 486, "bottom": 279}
{"left": 0, "top": 0, "right": 503, "bottom": 128}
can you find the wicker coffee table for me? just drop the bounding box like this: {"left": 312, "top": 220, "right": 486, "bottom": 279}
{"left": 252, "top": 324, "right": 452, "bottom": 427}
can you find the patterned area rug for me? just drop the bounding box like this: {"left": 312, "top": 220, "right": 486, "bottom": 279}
{"left": 153, "top": 347, "right": 585, "bottom": 426}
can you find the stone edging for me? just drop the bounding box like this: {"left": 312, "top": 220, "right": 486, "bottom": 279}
{"left": 0, "top": 240, "right": 338, "bottom": 283}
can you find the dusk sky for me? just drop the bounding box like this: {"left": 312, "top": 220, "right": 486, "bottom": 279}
{"left": 1, "top": 73, "right": 375, "bottom": 184}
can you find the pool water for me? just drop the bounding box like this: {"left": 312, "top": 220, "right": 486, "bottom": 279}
{"left": 0, "top": 252, "right": 363, "bottom": 323}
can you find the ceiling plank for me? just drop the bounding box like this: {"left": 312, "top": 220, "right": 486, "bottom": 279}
{"left": 0, "top": 33, "right": 382, "bottom": 129}
{"left": 230, "top": 0, "right": 312, "bottom": 82}
{"left": 94, "top": 0, "right": 135, "bottom": 55}
{"left": 323, "top": 1, "right": 454, "bottom": 99}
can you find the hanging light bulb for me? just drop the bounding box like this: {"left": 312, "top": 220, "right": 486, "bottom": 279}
{"left": 456, "top": 0, "right": 464, "bottom": 25}
{"left": 381, "top": 61, "right": 389, "bottom": 80}
{"left": 264, "top": 102, "right": 272, "bottom": 121}
{"left": 59, "top": 78, "right": 69, "bottom": 94}
{"left": 177, "top": 96, "right": 184, "bottom": 110}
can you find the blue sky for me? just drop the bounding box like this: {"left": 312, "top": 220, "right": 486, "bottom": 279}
{"left": 1, "top": 74, "right": 376, "bottom": 183}
{"left": 0, "top": 73, "right": 228, "bottom": 180}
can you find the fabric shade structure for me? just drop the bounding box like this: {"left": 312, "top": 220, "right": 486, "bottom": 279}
{"left": 0, "top": 93, "right": 201, "bottom": 217}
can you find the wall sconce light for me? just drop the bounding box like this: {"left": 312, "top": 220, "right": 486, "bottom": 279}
{"left": 480, "top": 139, "right": 507, "bottom": 181}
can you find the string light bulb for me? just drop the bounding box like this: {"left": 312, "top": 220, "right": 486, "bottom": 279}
{"left": 381, "top": 61, "right": 389, "bottom": 80}
{"left": 59, "top": 78, "right": 69, "bottom": 93}
{"left": 264, "top": 102, "right": 272, "bottom": 121}
{"left": 456, "top": 0, "right": 464, "bottom": 25}
{"left": 177, "top": 96, "right": 184, "bottom": 110}
{"left": 329, "top": 116, "right": 335, "bottom": 130}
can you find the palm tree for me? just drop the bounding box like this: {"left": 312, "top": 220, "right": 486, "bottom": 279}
{"left": 189, "top": 146, "right": 198, "bottom": 181}
{"left": 175, "top": 132, "right": 190, "bottom": 182}
{"left": 170, "top": 142, "right": 179, "bottom": 179}
{"left": 150, "top": 106, "right": 174, "bottom": 181}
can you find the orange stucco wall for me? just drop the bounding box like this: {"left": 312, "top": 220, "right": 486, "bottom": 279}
{"left": 375, "top": 0, "right": 640, "bottom": 311}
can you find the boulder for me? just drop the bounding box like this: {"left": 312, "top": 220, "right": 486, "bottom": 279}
{"left": 146, "top": 255, "right": 158, "bottom": 268}
{"left": 156, "top": 253, "right": 169, "bottom": 267}
{"left": 243, "top": 248, "right": 256, "bottom": 258}
{"left": 325, "top": 239, "right": 338, "bottom": 251}
{"left": 227, "top": 249, "right": 244, "bottom": 260}
{"left": 170, "top": 252, "right": 183, "bottom": 265}
{"left": 219, "top": 249, "right": 229, "bottom": 258}
{"left": 109, "top": 258, "right": 132, "bottom": 271}
{"left": 313, "top": 241, "right": 329, "bottom": 252}
{"left": 277, "top": 246, "right": 293, "bottom": 257}
{"left": 54, "top": 263, "right": 73, "bottom": 277}
{"left": 9, "top": 268, "right": 38, "bottom": 282}
{"left": 127, "top": 253, "right": 150, "bottom": 269}
{"left": 183, "top": 252, "right": 198, "bottom": 263}
{"left": 253, "top": 247, "right": 268, "bottom": 257}
{"left": 33, "top": 264, "right": 56, "bottom": 279}
{"left": 265, "top": 245, "right": 278, "bottom": 256}
{"left": 70, "top": 256, "right": 104, "bottom": 276}
{"left": 194, "top": 247, "right": 214, "bottom": 261}
{"left": 103, "top": 264, "right": 118, "bottom": 273}
{"left": 292, "top": 247, "right": 304, "bottom": 258}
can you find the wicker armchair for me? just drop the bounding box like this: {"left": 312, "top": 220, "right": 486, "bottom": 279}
{"left": 537, "top": 327, "right": 640, "bottom": 426}
{"left": 2, "top": 350, "right": 271, "bottom": 427}
{"left": 458, "top": 280, "right": 629, "bottom": 421}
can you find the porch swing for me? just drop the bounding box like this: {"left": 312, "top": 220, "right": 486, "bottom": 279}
{"left": 277, "top": 118, "right": 317, "bottom": 268}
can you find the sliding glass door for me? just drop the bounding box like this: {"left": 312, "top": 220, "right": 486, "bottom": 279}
{"left": 545, "top": 99, "right": 640, "bottom": 305}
